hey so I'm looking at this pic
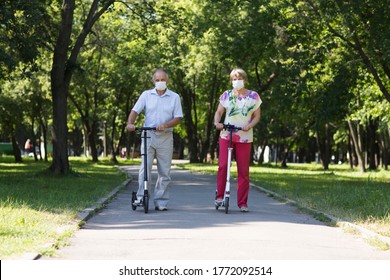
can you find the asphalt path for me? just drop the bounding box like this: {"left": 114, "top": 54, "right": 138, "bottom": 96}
{"left": 46, "top": 165, "right": 390, "bottom": 260}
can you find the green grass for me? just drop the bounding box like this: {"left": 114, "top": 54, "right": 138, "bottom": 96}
{"left": 2, "top": 157, "right": 390, "bottom": 258}
{"left": 178, "top": 162, "right": 390, "bottom": 239}
{"left": 0, "top": 156, "right": 129, "bottom": 259}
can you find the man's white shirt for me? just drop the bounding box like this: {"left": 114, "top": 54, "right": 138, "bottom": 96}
{"left": 132, "top": 88, "right": 183, "bottom": 131}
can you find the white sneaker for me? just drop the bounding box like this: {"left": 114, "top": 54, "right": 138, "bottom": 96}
{"left": 215, "top": 199, "right": 223, "bottom": 207}
{"left": 240, "top": 206, "right": 249, "bottom": 212}
{"left": 132, "top": 199, "right": 142, "bottom": 206}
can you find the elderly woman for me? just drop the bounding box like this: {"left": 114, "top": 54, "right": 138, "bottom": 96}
{"left": 214, "top": 68, "right": 262, "bottom": 212}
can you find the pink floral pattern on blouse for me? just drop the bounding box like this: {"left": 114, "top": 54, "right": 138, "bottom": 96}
{"left": 219, "top": 90, "right": 262, "bottom": 143}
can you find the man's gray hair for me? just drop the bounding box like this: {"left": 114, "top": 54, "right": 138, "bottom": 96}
{"left": 152, "top": 68, "right": 169, "bottom": 81}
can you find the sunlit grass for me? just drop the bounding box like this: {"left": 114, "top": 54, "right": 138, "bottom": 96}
{"left": 2, "top": 156, "right": 390, "bottom": 257}
{"left": 0, "top": 200, "right": 76, "bottom": 258}
{"left": 0, "top": 156, "right": 129, "bottom": 259}
{"left": 178, "top": 162, "right": 390, "bottom": 239}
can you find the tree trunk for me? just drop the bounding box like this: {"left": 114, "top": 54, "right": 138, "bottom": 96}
{"left": 11, "top": 134, "right": 23, "bottom": 163}
{"left": 323, "top": 123, "right": 331, "bottom": 170}
{"left": 39, "top": 117, "right": 48, "bottom": 162}
{"left": 36, "top": 124, "right": 43, "bottom": 161}
{"left": 281, "top": 144, "right": 292, "bottom": 168}
{"left": 200, "top": 138, "right": 210, "bottom": 163}
{"left": 379, "top": 133, "right": 388, "bottom": 170}
{"left": 110, "top": 113, "right": 118, "bottom": 164}
{"left": 178, "top": 137, "right": 185, "bottom": 159}
{"left": 50, "top": 83, "right": 70, "bottom": 173}
{"left": 380, "top": 129, "right": 390, "bottom": 170}
{"left": 49, "top": 0, "right": 115, "bottom": 173}
{"left": 257, "top": 143, "right": 266, "bottom": 165}
{"left": 351, "top": 34, "right": 390, "bottom": 103}
{"left": 199, "top": 65, "right": 220, "bottom": 163}
{"left": 348, "top": 120, "right": 366, "bottom": 172}
{"left": 31, "top": 117, "right": 38, "bottom": 161}
{"left": 180, "top": 86, "right": 200, "bottom": 163}
{"left": 114, "top": 124, "right": 127, "bottom": 164}
{"left": 209, "top": 129, "right": 220, "bottom": 162}
{"left": 49, "top": 0, "right": 75, "bottom": 173}
{"left": 386, "top": 128, "right": 390, "bottom": 170}
{"left": 316, "top": 124, "right": 331, "bottom": 170}
{"left": 348, "top": 131, "right": 354, "bottom": 168}
{"left": 368, "top": 118, "right": 377, "bottom": 170}
{"left": 88, "top": 122, "right": 98, "bottom": 162}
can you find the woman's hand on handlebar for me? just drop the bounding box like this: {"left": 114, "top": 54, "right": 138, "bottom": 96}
{"left": 214, "top": 122, "right": 224, "bottom": 130}
{"left": 241, "top": 125, "right": 251, "bottom": 131}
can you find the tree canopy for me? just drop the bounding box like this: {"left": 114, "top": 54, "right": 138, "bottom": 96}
{"left": 1, "top": 0, "right": 390, "bottom": 172}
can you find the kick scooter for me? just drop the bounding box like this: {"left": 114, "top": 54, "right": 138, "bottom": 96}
{"left": 215, "top": 123, "right": 242, "bottom": 214}
{"left": 131, "top": 127, "right": 156, "bottom": 213}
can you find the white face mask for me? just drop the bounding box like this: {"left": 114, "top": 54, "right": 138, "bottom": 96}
{"left": 232, "top": 79, "right": 244, "bottom": 90}
{"left": 155, "top": 81, "right": 167, "bottom": 91}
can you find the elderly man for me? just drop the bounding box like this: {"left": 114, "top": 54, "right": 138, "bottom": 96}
{"left": 126, "top": 68, "right": 183, "bottom": 211}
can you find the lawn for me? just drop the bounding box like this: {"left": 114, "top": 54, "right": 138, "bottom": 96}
{"left": 177, "top": 162, "right": 390, "bottom": 241}
{"left": 1, "top": 156, "right": 390, "bottom": 259}
{"left": 0, "top": 156, "right": 128, "bottom": 259}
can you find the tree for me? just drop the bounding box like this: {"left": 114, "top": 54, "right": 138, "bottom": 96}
{"left": 302, "top": 0, "right": 390, "bottom": 103}
{"left": 69, "top": 2, "right": 152, "bottom": 162}
{"left": 0, "top": 0, "right": 52, "bottom": 161}
{"left": 50, "top": 0, "right": 115, "bottom": 173}
{"left": 0, "top": 0, "right": 49, "bottom": 79}
{"left": 2, "top": 0, "right": 390, "bottom": 173}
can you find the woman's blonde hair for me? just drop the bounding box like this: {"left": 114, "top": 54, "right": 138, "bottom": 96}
{"left": 230, "top": 68, "right": 248, "bottom": 81}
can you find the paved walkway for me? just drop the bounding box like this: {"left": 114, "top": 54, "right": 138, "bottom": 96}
{"left": 46, "top": 165, "right": 390, "bottom": 260}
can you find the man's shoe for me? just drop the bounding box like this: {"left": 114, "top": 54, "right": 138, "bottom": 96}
{"left": 240, "top": 206, "right": 249, "bottom": 212}
{"left": 155, "top": 206, "right": 168, "bottom": 211}
{"left": 132, "top": 199, "right": 142, "bottom": 206}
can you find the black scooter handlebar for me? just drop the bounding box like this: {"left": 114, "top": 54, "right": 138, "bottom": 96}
{"left": 135, "top": 127, "right": 157, "bottom": 131}
{"left": 222, "top": 124, "right": 242, "bottom": 131}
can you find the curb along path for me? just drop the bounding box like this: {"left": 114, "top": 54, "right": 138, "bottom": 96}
{"left": 43, "top": 165, "right": 390, "bottom": 260}
{"left": 251, "top": 183, "right": 390, "bottom": 247}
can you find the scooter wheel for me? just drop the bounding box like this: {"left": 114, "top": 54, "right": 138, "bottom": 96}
{"left": 224, "top": 197, "right": 229, "bottom": 214}
{"left": 143, "top": 194, "right": 149, "bottom": 213}
{"left": 131, "top": 192, "right": 137, "bottom": 211}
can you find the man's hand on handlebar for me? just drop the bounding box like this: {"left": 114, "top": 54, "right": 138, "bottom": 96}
{"left": 126, "top": 123, "right": 136, "bottom": 132}
{"left": 156, "top": 124, "right": 167, "bottom": 131}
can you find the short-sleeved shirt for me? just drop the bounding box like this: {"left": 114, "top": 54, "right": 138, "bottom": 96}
{"left": 132, "top": 88, "right": 183, "bottom": 131}
{"left": 219, "top": 89, "right": 262, "bottom": 143}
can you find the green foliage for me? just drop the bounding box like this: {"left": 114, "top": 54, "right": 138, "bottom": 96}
{"left": 2, "top": 0, "right": 390, "bottom": 258}
{"left": 0, "top": 0, "right": 52, "bottom": 79}
{"left": 1, "top": 0, "right": 390, "bottom": 168}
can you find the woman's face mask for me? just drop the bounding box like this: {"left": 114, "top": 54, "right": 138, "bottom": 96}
{"left": 232, "top": 79, "right": 244, "bottom": 90}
